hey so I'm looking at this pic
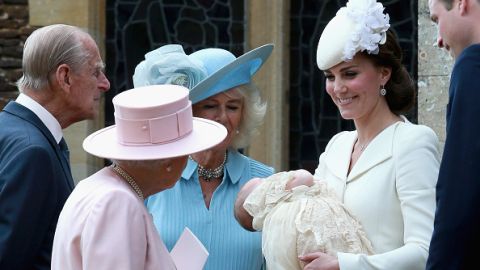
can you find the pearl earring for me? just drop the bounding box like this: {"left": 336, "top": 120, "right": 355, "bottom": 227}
{"left": 380, "top": 86, "right": 387, "bottom": 96}
{"left": 235, "top": 129, "right": 240, "bottom": 134}
{"left": 166, "top": 165, "right": 172, "bottom": 172}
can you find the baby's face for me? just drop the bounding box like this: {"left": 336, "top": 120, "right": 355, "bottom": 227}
{"left": 286, "top": 169, "right": 314, "bottom": 190}
{"left": 294, "top": 169, "right": 313, "bottom": 182}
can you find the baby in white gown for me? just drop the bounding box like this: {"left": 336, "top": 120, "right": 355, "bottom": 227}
{"left": 234, "top": 170, "right": 374, "bottom": 270}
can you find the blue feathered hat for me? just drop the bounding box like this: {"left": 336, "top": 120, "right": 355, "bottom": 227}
{"left": 133, "top": 44, "right": 274, "bottom": 104}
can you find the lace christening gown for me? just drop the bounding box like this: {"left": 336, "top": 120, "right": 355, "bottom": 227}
{"left": 244, "top": 171, "right": 374, "bottom": 270}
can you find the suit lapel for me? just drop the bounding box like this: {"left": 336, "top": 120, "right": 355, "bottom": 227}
{"left": 347, "top": 122, "right": 399, "bottom": 182}
{"left": 3, "top": 102, "right": 75, "bottom": 190}
{"left": 322, "top": 122, "right": 400, "bottom": 184}
{"left": 324, "top": 131, "right": 357, "bottom": 180}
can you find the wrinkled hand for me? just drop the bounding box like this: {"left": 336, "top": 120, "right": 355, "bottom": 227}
{"left": 299, "top": 252, "right": 339, "bottom": 270}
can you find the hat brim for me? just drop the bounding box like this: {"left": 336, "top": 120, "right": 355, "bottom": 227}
{"left": 189, "top": 44, "right": 274, "bottom": 103}
{"left": 83, "top": 117, "right": 227, "bottom": 160}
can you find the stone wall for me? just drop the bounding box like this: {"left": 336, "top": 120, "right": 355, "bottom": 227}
{"left": 417, "top": 0, "right": 451, "bottom": 154}
{"left": 0, "top": 0, "right": 36, "bottom": 109}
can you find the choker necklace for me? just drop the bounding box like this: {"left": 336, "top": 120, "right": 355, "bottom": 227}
{"left": 190, "top": 152, "right": 227, "bottom": 181}
{"left": 111, "top": 163, "right": 144, "bottom": 200}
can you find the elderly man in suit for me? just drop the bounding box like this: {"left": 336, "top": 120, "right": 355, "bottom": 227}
{"left": 427, "top": 0, "right": 480, "bottom": 269}
{"left": 0, "top": 24, "right": 110, "bottom": 269}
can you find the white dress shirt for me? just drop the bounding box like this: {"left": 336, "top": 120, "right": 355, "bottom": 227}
{"left": 16, "top": 93, "right": 63, "bottom": 143}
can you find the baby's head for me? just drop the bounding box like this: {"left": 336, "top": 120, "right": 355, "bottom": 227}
{"left": 285, "top": 169, "right": 314, "bottom": 190}
{"left": 234, "top": 178, "right": 263, "bottom": 232}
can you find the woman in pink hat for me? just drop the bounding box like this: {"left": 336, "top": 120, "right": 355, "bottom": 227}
{"left": 51, "top": 85, "right": 227, "bottom": 270}
{"left": 133, "top": 44, "right": 274, "bottom": 270}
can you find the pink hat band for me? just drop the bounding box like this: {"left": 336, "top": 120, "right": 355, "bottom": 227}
{"left": 113, "top": 87, "right": 193, "bottom": 145}
{"left": 114, "top": 104, "right": 193, "bottom": 145}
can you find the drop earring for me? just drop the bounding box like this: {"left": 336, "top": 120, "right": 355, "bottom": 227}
{"left": 380, "top": 85, "right": 387, "bottom": 96}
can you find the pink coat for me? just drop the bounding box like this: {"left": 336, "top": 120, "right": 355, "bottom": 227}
{"left": 52, "top": 167, "right": 176, "bottom": 269}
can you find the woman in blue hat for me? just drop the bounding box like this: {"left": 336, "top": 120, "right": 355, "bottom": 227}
{"left": 133, "top": 44, "right": 275, "bottom": 270}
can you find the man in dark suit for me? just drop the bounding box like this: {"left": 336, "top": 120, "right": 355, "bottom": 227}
{"left": 427, "top": 0, "right": 480, "bottom": 269}
{"left": 0, "top": 24, "right": 110, "bottom": 269}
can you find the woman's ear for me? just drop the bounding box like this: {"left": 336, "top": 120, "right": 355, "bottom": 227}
{"left": 380, "top": 66, "right": 392, "bottom": 86}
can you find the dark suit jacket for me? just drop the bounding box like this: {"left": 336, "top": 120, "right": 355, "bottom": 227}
{"left": 0, "top": 101, "right": 74, "bottom": 270}
{"left": 426, "top": 44, "right": 480, "bottom": 269}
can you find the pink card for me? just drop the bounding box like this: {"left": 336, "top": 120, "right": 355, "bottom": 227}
{"left": 170, "top": 227, "right": 209, "bottom": 270}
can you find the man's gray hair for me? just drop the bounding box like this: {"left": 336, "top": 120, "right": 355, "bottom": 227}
{"left": 17, "top": 24, "right": 92, "bottom": 92}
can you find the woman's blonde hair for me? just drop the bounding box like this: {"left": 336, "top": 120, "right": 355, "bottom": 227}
{"left": 230, "top": 83, "right": 267, "bottom": 149}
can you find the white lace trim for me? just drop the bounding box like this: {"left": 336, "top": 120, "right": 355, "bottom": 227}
{"left": 339, "top": 0, "right": 390, "bottom": 61}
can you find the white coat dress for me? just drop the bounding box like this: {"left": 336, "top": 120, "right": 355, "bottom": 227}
{"left": 314, "top": 120, "right": 440, "bottom": 270}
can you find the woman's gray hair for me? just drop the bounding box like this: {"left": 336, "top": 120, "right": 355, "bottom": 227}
{"left": 230, "top": 83, "right": 267, "bottom": 149}
{"left": 17, "top": 24, "right": 92, "bottom": 92}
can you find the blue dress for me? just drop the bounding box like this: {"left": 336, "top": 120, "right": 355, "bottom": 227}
{"left": 146, "top": 149, "right": 274, "bottom": 270}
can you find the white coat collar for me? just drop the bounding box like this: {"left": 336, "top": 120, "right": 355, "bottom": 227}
{"left": 325, "top": 121, "right": 402, "bottom": 183}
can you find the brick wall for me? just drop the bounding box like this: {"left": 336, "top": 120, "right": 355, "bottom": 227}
{"left": 0, "top": 0, "right": 36, "bottom": 109}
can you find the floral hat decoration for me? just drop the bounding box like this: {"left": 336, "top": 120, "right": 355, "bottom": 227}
{"left": 133, "top": 44, "right": 207, "bottom": 90}
{"left": 316, "top": 0, "right": 390, "bottom": 70}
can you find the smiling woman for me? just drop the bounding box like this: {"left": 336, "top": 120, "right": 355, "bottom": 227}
{"left": 324, "top": 53, "right": 392, "bottom": 121}
{"left": 287, "top": 0, "right": 441, "bottom": 269}
{"left": 192, "top": 88, "right": 244, "bottom": 152}
{"left": 133, "top": 43, "right": 275, "bottom": 270}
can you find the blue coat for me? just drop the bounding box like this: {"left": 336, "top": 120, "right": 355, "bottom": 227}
{"left": 0, "top": 101, "right": 74, "bottom": 270}
{"left": 427, "top": 44, "right": 480, "bottom": 269}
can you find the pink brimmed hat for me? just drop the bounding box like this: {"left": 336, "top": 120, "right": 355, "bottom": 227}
{"left": 83, "top": 85, "right": 227, "bottom": 160}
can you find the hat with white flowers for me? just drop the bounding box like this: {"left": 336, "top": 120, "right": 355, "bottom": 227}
{"left": 316, "top": 0, "right": 390, "bottom": 70}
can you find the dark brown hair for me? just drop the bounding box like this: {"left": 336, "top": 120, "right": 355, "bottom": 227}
{"left": 363, "top": 29, "right": 415, "bottom": 114}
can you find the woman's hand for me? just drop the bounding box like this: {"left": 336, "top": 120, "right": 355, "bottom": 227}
{"left": 299, "top": 252, "right": 339, "bottom": 270}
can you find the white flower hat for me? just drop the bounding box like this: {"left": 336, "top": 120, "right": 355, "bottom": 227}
{"left": 316, "top": 0, "right": 390, "bottom": 70}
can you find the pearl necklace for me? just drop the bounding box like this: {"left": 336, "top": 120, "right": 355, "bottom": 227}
{"left": 190, "top": 152, "right": 227, "bottom": 181}
{"left": 111, "top": 163, "right": 144, "bottom": 200}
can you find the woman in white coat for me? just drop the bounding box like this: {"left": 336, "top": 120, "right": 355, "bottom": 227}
{"left": 298, "top": 0, "right": 440, "bottom": 269}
